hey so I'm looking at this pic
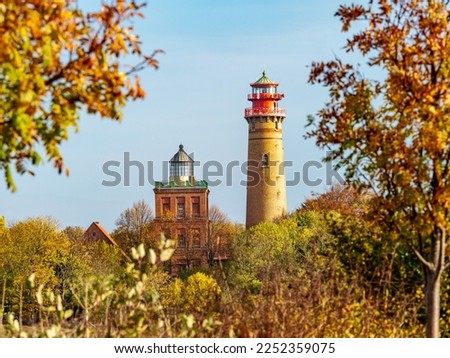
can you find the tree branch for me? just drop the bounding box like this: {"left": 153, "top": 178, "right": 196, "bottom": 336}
{"left": 410, "top": 244, "right": 433, "bottom": 271}
{"left": 437, "top": 223, "right": 447, "bottom": 275}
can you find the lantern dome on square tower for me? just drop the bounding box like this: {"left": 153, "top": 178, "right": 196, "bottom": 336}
{"left": 153, "top": 145, "right": 210, "bottom": 276}
{"left": 169, "top": 144, "right": 194, "bottom": 185}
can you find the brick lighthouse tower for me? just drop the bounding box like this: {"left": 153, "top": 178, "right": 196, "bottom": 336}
{"left": 244, "top": 71, "right": 287, "bottom": 228}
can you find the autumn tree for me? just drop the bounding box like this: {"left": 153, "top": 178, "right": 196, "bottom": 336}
{"left": 299, "top": 186, "right": 420, "bottom": 297}
{"left": 308, "top": 0, "right": 450, "bottom": 337}
{"left": 0, "top": 1, "right": 161, "bottom": 191}
{"left": 0, "top": 220, "right": 10, "bottom": 327}
{"left": 228, "top": 220, "right": 301, "bottom": 293}
{"left": 63, "top": 225, "right": 85, "bottom": 241}
{"left": 208, "top": 205, "right": 242, "bottom": 265}
{"left": 113, "top": 199, "right": 154, "bottom": 249}
{"left": 3, "top": 217, "right": 71, "bottom": 326}
{"left": 161, "top": 272, "right": 222, "bottom": 317}
{"left": 299, "top": 184, "right": 369, "bottom": 217}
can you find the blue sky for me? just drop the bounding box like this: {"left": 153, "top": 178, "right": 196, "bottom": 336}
{"left": 2, "top": 0, "right": 355, "bottom": 231}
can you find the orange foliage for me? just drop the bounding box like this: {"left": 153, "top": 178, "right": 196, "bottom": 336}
{"left": 0, "top": 1, "right": 162, "bottom": 190}
{"left": 300, "top": 184, "right": 369, "bottom": 217}
{"left": 308, "top": 0, "right": 450, "bottom": 337}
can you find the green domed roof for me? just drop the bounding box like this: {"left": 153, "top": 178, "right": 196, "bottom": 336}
{"left": 170, "top": 144, "right": 194, "bottom": 162}
{"left": 253, "top": 70, "right": 277, "bottom": 85}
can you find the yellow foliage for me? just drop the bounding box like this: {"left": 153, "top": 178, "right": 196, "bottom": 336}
{"left": 161, "top": 273, "right": 222, "bottom": 315}
{"left": 184, "top": 273, "right": 222, "bottom": 314}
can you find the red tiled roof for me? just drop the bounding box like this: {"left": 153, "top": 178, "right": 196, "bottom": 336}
{"left": 84, "top": 221, "right": 130, "bottom": 260}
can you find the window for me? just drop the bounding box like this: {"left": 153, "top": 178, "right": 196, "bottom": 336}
{"left": 177, "top": 198, "right": 185, "bottom": 218}
{"left": 177, "top": 203, "right": 185, "bottom": 218}
{"left": 170, "top": 161, "right": 193, "bottom": 177}
{"left": 177, "top": 229, "right": 186, "bottom": 247}
{"left": 275, "top": 121, "right": 279, "bottom": 130}
{"left": 162, "top": 198, "right": 170, "bottom": 214}
{"left": 192, "top": 197, "right": 200, "bottom": 217}
{"left": 192, "top": 229, "right": 201, "bottom": 247}
{"left": 251, "top": 121, "right": 256, "bottom": 131}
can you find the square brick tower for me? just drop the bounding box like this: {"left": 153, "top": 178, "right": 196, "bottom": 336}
{"left": 153, "top": 145, "right": 209, "bottom": 275}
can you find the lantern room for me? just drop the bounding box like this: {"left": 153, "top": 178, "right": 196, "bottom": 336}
{"left": 245, "top": 71, "right": 285, "bottom": 118}
{"left": 169, "top": 144, "right": 194, "bottom": 184}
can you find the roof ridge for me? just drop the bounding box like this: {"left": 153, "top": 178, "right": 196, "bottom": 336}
{"left": 89, "top": 222, "right": 130, "bottom": 260}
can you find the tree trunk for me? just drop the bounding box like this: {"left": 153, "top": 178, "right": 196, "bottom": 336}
{"left": 425, "top": 269, "right": 441, "bottom": 338}
{"left": 0, "top": 275, "right": 6, "bottom": 327}
{"left": 19, "top": 284, "right": 23, "bottom": 329}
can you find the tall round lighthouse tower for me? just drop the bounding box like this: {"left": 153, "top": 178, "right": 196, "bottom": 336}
{"left": 244, "top": 71, "right": 287, "bottom": 228}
